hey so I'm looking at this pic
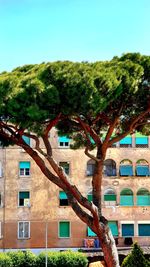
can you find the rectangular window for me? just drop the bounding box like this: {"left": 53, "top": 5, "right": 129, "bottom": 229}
{"left": 108, "top": 221, "right": 118, "bottom": 236}
{"left": 87, "top": 227, "right": 96, "bottom": 237}
{"left": 122, "top": 224, "right": 134, "bottom": 237}
{"left": 18, "top": 221, "right": 30, "bottom": 239}
{"left": 138, "top": 224, "right": 150, "bottom": 236}
{"left": 19, "top": 191, "right": 30, "bottom": 207}
{"left": 120, "top": 136, "right": 132, "bottom": 147}
{"left": 59, "top": 162, "right": 70, "bottom": 175}
{"left": 59, "top": 191, "right": 68, "bottom": 206}
{"left": 135, "top": 133, "right": 148, "bottom": 148}
{"left": 58, "top": 136, "right": 70, "bottom": 147}
{"left": 59, "top": 221, "right": 70, "bottom": 238}
{"left": 19, "top": 162, "right": 30, "bottom": 176}
{"left": 119, "top": 165, "right": 133, "bottom": 176}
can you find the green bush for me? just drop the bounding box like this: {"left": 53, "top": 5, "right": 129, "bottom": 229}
{"left": 0, "top": 253, "right": 13, "bottom": 267}
{"left": 7, "top": 251, "right": 36, "bottom": 267}
{"left": 121, "top": 243, "right": 150, "bottom": 267}
{"left": 36, "top": 251, "right": 88, "bottom": 267}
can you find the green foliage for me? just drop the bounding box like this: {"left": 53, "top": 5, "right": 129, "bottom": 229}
{"left": 0, "top": 253, "right": 13, "bottom": 267}
{"left": 0, "top": 53, "right": 149, "bottom": 146}
{"left": 36, "top": 251, "right": 88, "bottom": 267}
{"left": 7, "top": 251, "right": 36, "bottom": 267}
{"left": 121, "top": 243, "right": 150, "bottom": 267}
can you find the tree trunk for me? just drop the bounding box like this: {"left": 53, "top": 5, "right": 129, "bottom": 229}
{"left": 97, "top": 225, "right": 120, "bottom": 267}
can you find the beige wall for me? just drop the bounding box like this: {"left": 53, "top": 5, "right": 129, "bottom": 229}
{"left": 0, "top": 130, "right": 149, "bottom": 249}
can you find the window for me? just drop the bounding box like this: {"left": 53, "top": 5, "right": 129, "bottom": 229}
{"left": 19, "top": 162, "right": 30, "bottom": 176}
{"left": 87, "top": 192, "right": 93, "bottom": 202}
{"left": 135, "top": 133, "right": 148, "bottom": 148}
{"left": 108, "top": 221, "right": 118, "bottom": 236}
{"left": 59, "top": 162, "right": 70, "bottom": 175}
{"left": 87, "top": 227, "right": 96, "bottom": 237}
{"left": 22, "top": 135, "right": 30, "bottom": 146}
{"left": 137, "top": 188, "right": 150, "bottom": 206}
{"left": 87, "top": 159, "right": 95, "bottom": 176}
{"left": 104, "top": 188, "right": 116, "bottom": 206}
{"left": 119, "top": 160, "right": 133, "bottom": 176}
{"left": 138, "top": 224, "right": 150, "bottom": 236}
{"left": 122, "top": 224, "right": 134, "bottom": 237}
{"left": 136, "top": 160, "right": 149, "bottom": 176}
{"left": 59, "top": 221, "right": 70, "bottom": 238}
{"left": 103, "top": 159, "right": 116, "bottom": 176}
{"left": 59, "top": 191, "right": 68, "bottom": 206}
{"left": 19, "top": 191, "right": 30, "bottom": 207}
{"left": 119, "top": 136, "right": 132, "bottom": 147}
{"left": 18, "top": 221, "right": 30, "bottom": 239}
{"left": 120, "top": 189, "right": 134, "bottom": 206}
{"left": 58, "top": 136, "right": 70, "bottom": 147}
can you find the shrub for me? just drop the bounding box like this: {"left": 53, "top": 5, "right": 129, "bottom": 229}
{"left": 0, "top": 253, "right": 13, "bottom": 267}
{"left": 36, "top": 251, "right": 88, "bottom": 267}
{"left": 7, "top": 251, "right": 36, "bottom": 267}
{"left": 121, "top": 243, "right": 150, "bottom": 267}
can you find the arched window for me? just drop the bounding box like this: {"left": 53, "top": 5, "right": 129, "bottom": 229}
{"left": 120, "top": 188, "right": 134, "bottom": 206}
{"left": 119, "top": 159, "right": 133, "bottom": 176}
{"left": 137, "top": 188, "right": 150, "bottom": 206}
{"left": 104, "top": 188, "right": 116, "bottom": 205}
{"left": 136, "top": 159, "right": 149, "bottom": 177}
{"left": 86, "top": 159, "right": 95, "bottom": 176}
{"left": 103, "top": 159, "right": 116, "bottom": 176}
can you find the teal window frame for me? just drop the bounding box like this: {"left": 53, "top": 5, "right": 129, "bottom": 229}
{"left": 59, "top": 191, "right": 68, "bottom": 206}
{"left": 19, "top": 191, "right": 30, "bottom": 207}
{"left": 19, "top": 161, "right": 30, "bottom": 176}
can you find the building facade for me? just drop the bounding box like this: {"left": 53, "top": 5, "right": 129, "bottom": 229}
{"left": 0, "top": 129, "right": 150, "bottom": 251}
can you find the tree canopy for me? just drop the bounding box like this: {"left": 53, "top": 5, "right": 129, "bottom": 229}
{"left": 0, "top": 53, "right": 149, "bottom": 267}
{"left": 0, "top": 52, "right": 149, "bottom": 148}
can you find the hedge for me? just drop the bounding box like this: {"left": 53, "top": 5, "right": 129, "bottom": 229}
{"left": 0, "top": 253, "right": 13, "bottom": 267}
{"left": 36, "top": 251, "right": 88, "bottom": 267}
{"left": 0, "top": 251, "right": 88, "bottom": 267}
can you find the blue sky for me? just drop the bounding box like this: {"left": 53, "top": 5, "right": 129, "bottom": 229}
{"left": 0, "top": 0, "right": 150, "bottom": 72}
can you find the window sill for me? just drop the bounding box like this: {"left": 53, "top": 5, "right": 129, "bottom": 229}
{"left": 18, "top": 237, "right": 30, "bottom": 240}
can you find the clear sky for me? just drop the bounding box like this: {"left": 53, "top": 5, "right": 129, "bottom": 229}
{"left": 0, "top": 0, "right": 150, "bottom": 72}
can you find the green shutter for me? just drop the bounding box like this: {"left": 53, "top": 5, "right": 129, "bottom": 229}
{"left": 138, "top": 224, "right": 150, "bottom": 236}
{"left": 122, "top": 224, "right": 134, "bottom": 237}
{"left": 108, "top": 221, "right": 118, "bottom": 236}
{"left": 87, "top": 227, "right": 96, "bottom": 237}
{"left": 19, "top": 162, "right": 30, "bottom": 169}
{"left": 58, "top": 136, "right": 70, "bottom": 142}
{"left": 120, "top": 196, "right": 134, "bottom": 206}
{"left": 137, "top": 196, "right": 150, "bottom": 206}
{"left": 88, "top": 194, "right": 93, "bottom": 202}
{"left": 104, "top": 194, "right": 116, "bottom": 201}
{"left": 19, "top": 192, "right": 29, "bottom": 198}
{"left": 59, "top": 222, "right": 70, "bottom": 238}
{"left": 59, "top": 191, "right": 68, "bottom": 200}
